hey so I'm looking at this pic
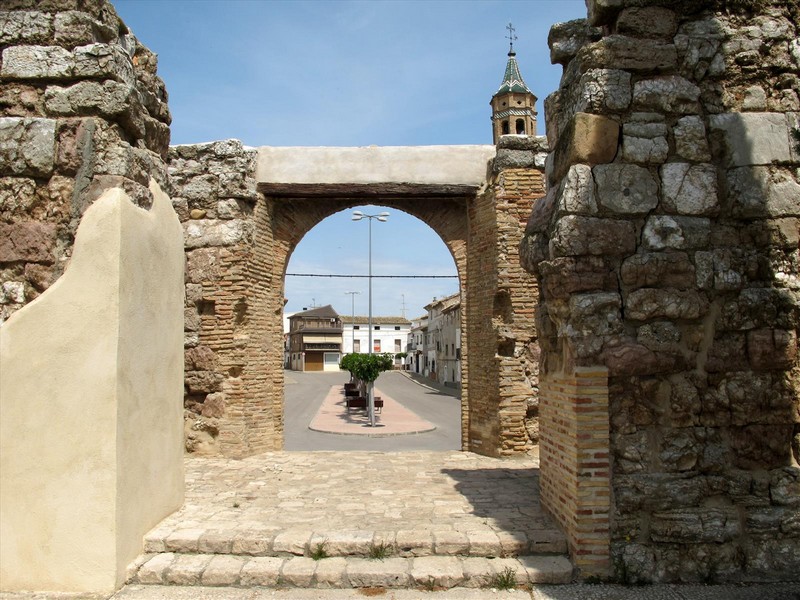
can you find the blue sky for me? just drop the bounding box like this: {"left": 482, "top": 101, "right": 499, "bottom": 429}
{"left": 114, "top": 0, "right": 586, "bottom": 317}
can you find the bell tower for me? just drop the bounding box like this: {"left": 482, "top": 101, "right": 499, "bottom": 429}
{"left": 490, "top": 23, "right": 537, "bottom": 144}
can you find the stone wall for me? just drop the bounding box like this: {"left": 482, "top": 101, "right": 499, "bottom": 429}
{"left": 0, "top": 0, "right": 171, "bottom": 323}
{"left": 169, "top": 141, "right": 262, "bottom": 456}
{"left": 172, "top": 140, "right": 548, "bottom": 458}
{"left": 522, "top": 0, "right": 799, "bottom": 582}
{"left": 466, "top": 135, "right": 547, "bottom": 455}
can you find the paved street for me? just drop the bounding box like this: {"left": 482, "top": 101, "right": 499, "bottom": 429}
{"left": 284, "top": 370, "right": 462, "bottom": 451}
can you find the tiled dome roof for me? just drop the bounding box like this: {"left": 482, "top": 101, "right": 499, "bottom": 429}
{"left": 494, "top": 50, "right": 533, "bottom": 96}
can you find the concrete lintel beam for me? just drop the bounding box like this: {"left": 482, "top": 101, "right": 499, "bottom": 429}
{"left": 255, "top": 145, "right": 496, "bottom": 188}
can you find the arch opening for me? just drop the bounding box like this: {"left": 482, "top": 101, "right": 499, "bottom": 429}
{"left": 276, "top": 200, "right": 466, "bottom": 451}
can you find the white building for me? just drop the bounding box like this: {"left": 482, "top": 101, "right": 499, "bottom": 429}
{"left": 283, "top": 311, "right": 297, "bottom": 368}
{"left": 405, "top": 314, "right": 428, "bottom": 374}
{"left": 342, "top": 316, "right": 411, "bottom": 366}
{"left": 424, "top": 293, "right": 461, "bottom": 387}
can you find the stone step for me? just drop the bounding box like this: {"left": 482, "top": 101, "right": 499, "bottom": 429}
{"left": 130, "top": 553, "right": 573, "bottom": 589}
{"left": 143, "top": 527, "right": 568, "bottom": 558}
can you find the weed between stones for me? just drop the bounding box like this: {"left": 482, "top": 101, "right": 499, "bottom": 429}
{"left": 490, "top": 566, "right": 517, "bottom": 590}
{"left": 368, "top": 541, "right": 392, "bottom": 560}
{"left": 310, "top": 540, "right": 329, "bottom": 561}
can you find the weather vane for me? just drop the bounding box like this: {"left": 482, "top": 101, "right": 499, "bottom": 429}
{"left": 506, "top": 22, "right": 517, "bottom": 53}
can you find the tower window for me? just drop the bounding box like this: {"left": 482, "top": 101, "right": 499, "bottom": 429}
{"left": 501, "top": 120, "right": 509, "bottom": 135}
{"left": 515, "top": 119, "right": 525, "bottom": 134}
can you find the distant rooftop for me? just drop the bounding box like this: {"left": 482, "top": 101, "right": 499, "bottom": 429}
{"left": 343, "top": 316, "right": 411, "bottom": 325}
{"left": 291, "top": 304, "right": 339, "bottom": 319}
{"left": 425, "top": 292, "right": 460, "bottom": 312}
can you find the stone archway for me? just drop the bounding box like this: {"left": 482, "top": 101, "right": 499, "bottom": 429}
{"left": 176, "top": 142, "right": 547, "bottom": 459}
{"left": 264, "top": 192, "right": 471, "bottom": 449}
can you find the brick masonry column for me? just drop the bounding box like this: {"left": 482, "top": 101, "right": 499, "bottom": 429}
{"left": 539, "top": 367, "right": 610, "bottom": 577}
{"left": 467, "top": 136, "right": 547, "bottom": 456}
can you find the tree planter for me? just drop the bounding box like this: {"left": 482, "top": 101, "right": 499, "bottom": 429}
{"left": 339, "top": 353, "right": 394, "bottom": 426}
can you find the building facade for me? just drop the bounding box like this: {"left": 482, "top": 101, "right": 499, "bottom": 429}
{"left": 342, "top": 316, "right": 411, "bottom": 366}
{"left": 405, "top": 315, "right": 428, "bottom": 373}
{"left": 423, "top": 293, "right": 461, "bottom": 387}
{"left": 287, "top": 305, "right": 343, "bottom": 372}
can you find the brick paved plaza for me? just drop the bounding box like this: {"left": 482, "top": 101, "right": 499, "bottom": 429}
{"left": 132, "top": 451, "right": 570, "bottom": 588}
{"left": 145, "top": 452, "right": 562, "bottom": 550}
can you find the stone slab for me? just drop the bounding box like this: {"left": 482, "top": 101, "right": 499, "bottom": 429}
{"left": 345, "top": 557, "right": 410, "bottom": 588}
{"left": 280, "top": 557, "right": 318, "bottom": 587}
{"left": 239, "top": 556, "right": 284, "bottom": 586}
{"left": 200, "top": 555, "right": 245, "bottom": 587}
{"left": 410, "top": 556, "right": 464, "bottom": 588}
{"left": 552, "top": 112, "right": 619, "bottom": 183}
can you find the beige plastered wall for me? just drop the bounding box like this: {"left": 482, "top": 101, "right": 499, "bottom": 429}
{"left": 0, "top": 181, "right": 185, "bottom": 593}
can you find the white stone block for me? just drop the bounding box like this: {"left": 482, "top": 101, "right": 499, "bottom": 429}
{"left": 710, "top": 112, "right": 792, "bottom": 167}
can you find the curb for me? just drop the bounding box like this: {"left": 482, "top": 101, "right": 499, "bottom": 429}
{"left": 398, "top": 371, "right": 459, "bottom": 397}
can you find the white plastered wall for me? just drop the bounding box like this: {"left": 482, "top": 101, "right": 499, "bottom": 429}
{"left": 0, "top": 181, "right": 185, "bottom": 593}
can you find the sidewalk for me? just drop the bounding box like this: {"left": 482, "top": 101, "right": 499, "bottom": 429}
{"left": 400, "top": 370, "right": 460, "bottom": 399}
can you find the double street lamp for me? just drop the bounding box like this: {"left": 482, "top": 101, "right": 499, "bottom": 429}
{"left": 351, "top": 210, "right": 389, "bottom": 427}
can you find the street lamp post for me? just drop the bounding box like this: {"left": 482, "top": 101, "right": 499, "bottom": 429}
{"left": 351, "top": 210, "right": 389, "bottom": 426}
{"left": 344, "top": 291, "right": 360, "bottom": 353}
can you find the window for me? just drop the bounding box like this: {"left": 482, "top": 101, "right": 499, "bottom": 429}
{"left": 353, "top": 325, "right": 360, "bottom": 330}
{"left": 394, "top": 326, "right": 400, "bottom": 330}
{"left": 394, "top": 339, "right": 401, "bottom": 353}
{"left": 374, "top": 339, "right": 381, "bottom": 352}
{"left": 516, "top": 119, "right": 525, "bottom": 134}
{"left": 374, "top": 326, "right": 380, "bottom": 330}
{"left": 353, "top": 339, "right": 360, "bottom": 352}
{"left": 501, "top": 120, "right": 509, "bottom": 135}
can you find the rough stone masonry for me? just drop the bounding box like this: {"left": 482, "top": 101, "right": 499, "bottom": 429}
{"left": 521, "top": 0, "right": 799, "bottom": 583}
{"left": 0, "top": 0, "right": 171, "bottom": 323}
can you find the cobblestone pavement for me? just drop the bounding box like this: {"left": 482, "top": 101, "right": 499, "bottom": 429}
{"left": 144, "top": 451, "right": 566, "bottom": 557}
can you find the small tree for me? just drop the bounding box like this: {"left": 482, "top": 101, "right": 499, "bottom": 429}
{"left": 348, "top": 353, "right": 394, "bottom": 384}
{"left": 340, "top": 353, "right": 358, "bottom": 380}
{"left": 339, "top": 353, "right": 394, "bottom": 426}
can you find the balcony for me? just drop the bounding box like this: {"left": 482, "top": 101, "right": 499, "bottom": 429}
{"left": 303, "top": 343, "right": 341, "bottom": 351}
